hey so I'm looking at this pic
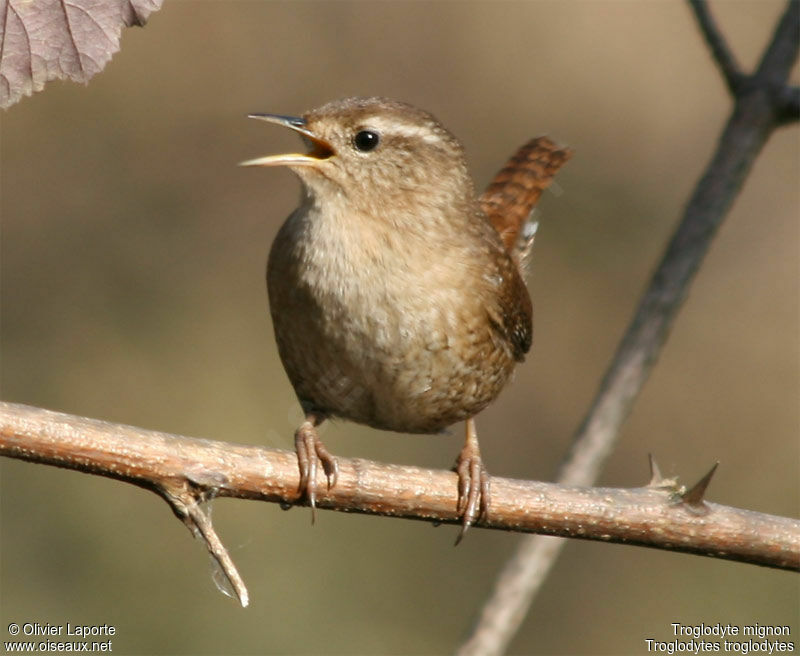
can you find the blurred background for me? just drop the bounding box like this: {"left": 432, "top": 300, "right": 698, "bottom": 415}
{"left": 2, "top": 1, "right": 797, "bottom": 654}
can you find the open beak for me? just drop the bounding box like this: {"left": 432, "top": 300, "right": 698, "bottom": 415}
{"left": 239, "top": 114, "right": 334, "bottom": 167}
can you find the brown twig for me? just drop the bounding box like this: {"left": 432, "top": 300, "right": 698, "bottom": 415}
{"left": 457, "top": 1, "right": 800, "bottom": 654}
{"left": 1, "top": 399, "right": 798, "bottom": 608}
{"left": 161, "top": 483, "right": 250, "bottom": 607}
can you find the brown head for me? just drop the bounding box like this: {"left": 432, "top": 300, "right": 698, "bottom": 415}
{"left": 240, "top": 96, "right": 477, "bottom": 226}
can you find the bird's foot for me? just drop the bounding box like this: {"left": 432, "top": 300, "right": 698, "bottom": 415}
{"left": 454, "top": 418, "right": 490, "bottom": 544}
{"left": 295, "top": 416, "right": 338, "bottom": 523}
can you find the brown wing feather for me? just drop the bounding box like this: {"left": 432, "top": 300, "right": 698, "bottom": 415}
{"left": 480, "top": 136, "right": 572, "bottom": 256}
{"left": 490, "top": 251, "right": 533, "bottom": 361}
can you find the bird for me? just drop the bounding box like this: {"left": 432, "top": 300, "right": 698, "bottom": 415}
{"left": 240, "top": 96, "right": 570, "bottom": 541}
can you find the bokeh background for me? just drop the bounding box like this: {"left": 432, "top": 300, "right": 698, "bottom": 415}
{"left": 2, "top": 1, "right": 798, "bottom": 654}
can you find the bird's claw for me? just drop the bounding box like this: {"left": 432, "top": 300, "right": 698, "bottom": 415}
{"left": 454, "top": 429, "right": 491, "bottom": 545}
{"left": 295, "top": 420, "right": 339, "bottom": 523}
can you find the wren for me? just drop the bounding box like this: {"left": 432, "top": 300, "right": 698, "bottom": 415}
{"left": 241, "top": 97, "right": 570, "bottom": 540}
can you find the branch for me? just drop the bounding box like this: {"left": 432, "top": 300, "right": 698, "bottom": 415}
{"left": 687, "top": 0, "right": 744, "bottom": 95}
{"left": 755, "top": 0, "right": 800, "bottom": 124}
{"left": 776, "top": 84, "right": 800, "bottom": 124}
{"left": 457, "top": 2, "right": 800, "bottom": 654}
{"left": 2, "top": 401, "right": 797, "bottom": 603}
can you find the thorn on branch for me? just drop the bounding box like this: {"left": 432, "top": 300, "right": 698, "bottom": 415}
{"left": 680, "top": 462, "right": 720, "bottom": 512}
{"left": 647, "top": 454, "right": 663, "bottom": 486}
{"left": 647, "top": 454, "right": 678, "bottom": 489}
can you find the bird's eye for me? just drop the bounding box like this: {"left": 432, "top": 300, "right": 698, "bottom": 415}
{"left": 353, "top": 130, "right": 380, "bottom": 152}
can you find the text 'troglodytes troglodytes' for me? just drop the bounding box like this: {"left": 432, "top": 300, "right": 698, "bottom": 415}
{"left": 241, "top": 97, "right": 570, "bottom": 541}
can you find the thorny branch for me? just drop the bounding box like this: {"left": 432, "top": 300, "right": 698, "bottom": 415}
{"left": 1, "top": 401, "right": 798, "bottom": 607}
{"left": 457, "top": 2, "right": 800, "bottom": 654}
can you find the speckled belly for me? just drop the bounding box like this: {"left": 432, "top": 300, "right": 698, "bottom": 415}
{"left": 269, "top": 280, "right": 516, "bottom": 434}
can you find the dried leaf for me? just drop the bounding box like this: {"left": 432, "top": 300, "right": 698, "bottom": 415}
{"left": 0, "top": 0, "right": 163, "bottom": 109}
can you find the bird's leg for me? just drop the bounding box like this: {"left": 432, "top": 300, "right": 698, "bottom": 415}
{"left": 294, "top": 412, "right": 339, "bottom": 523}
{"left": 454, "top": 417, "right": 491, "bottom": 544}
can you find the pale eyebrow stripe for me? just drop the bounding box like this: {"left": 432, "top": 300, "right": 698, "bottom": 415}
{"left": 362, "top": 116, "right": 445, "bottom": 144}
